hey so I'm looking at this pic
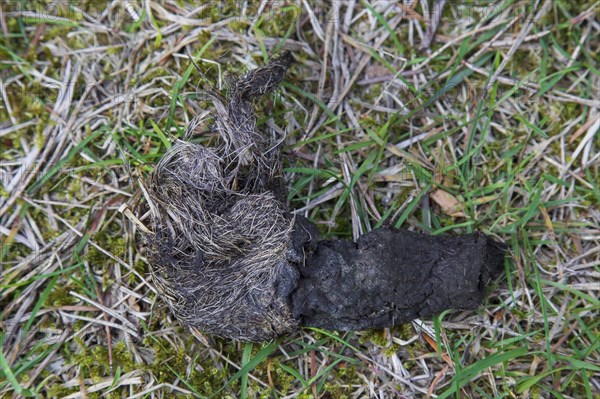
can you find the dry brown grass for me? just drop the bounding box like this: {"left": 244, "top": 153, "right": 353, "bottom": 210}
{"left": 1, "top": 1, "right": 598, "bottom": 398}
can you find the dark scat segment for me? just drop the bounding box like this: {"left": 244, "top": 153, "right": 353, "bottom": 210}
{"left": 291, "top": 228, "right": 506, "bottom": 331}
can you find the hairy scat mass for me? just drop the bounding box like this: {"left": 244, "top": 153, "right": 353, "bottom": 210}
{"left": 143, "top": 53, "right": 506, "bottom": 341}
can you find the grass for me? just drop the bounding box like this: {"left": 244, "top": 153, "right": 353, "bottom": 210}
{"left": 1, "top": 0, "right": 599, "bottom": 398}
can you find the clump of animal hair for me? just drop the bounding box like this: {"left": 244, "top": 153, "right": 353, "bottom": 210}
{"left": 143, "top": 52, "right": 300, "bottom": 341}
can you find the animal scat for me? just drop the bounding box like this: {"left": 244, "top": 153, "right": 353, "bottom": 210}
{"left": 142, "top": 52, "right": 506, "bottom": 342}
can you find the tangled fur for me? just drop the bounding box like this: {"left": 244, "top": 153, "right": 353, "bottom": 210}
{"left": 144, "top": 53, "right": 300, "bottom": 341}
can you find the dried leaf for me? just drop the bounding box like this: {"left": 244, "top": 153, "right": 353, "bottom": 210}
{"left": 430, "top": 189, "right": 466, "bottom": 217}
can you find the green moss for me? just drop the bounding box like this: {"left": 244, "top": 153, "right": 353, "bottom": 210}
{"left": 47, "top": 383, "right": 79, "bottom": 398}
{"left": 67, "top": 175, "right": 82, "bottom": 198}
{"left": 530, "top": 385, "right": 542, "bottom": 398}
{"left": 65, "top": 35, "right": 88, "bottom": 51}
{"left": 64, "top": 337, "right": 134, "bottom": 383}
{"left": 323, "top": 383, "right": 349, "bottom": 399}
{"left": 269, "top": 359, "right": 295, "bottom": 395}
{"left": 383, "top": 342, "right": 401, "bottom": 357}
{"left": 45, "top": 283, "right": 78, "bottom": 307}
{"left": 139, "top": 67, "right": 172, "bottom": 84}
{"left": 141, "top": 335, "right": 242, "bottom": 396}
{"left": 227, "top": 20, "right": 249, "bottom": 33}
{"left": 254, "top": 5, "right": 301, "bottom": 37}
{"left": 558, "top": 103, "right": 581, "bottom": 127}
{"left": 206, "top": 0, "right": 247, "bottom": 23}
{"left": 128, "top": 259, "right": 148, "bottom": 285}
{"left": 112, "top": 341, "right": 136, "bottom": 371}
{"left": 1, "top": 242, "right": 30, "bottom": 263}
{"left": 107, "top": 46, "right": 121, "bottom": 55}
{"left": 510, "top": 51, "right": 542, "bottom": 78}
{"left": 86, "top": 231, "right": 127, "bottom": 267}
{"left": 110, "top": 237, "right": 127, "bottom": 258}
{"left": 259, "top": 388, "right": 277, "bottom": 399}
{"left": 359, "top": 329, "right": 387, "bottom": 346}
{"left": 134, "top": 259, "right": 147, "bottom": 274}
{"left": 359, "top": 114, "right": 381, "bottom": 131}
